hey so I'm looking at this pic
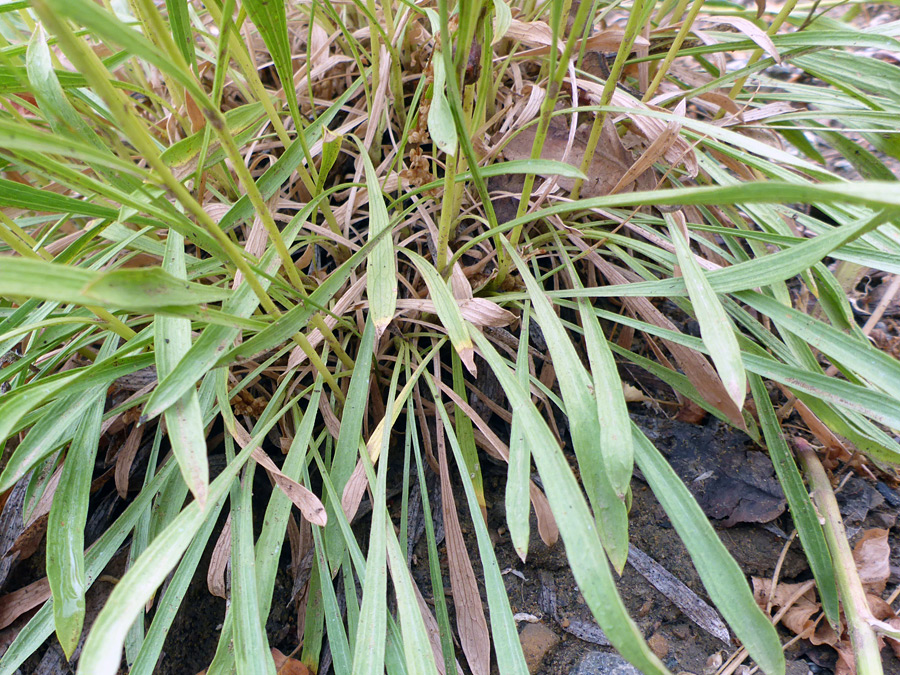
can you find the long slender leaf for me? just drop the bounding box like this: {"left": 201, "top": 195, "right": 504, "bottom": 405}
{"left": 667, "top": 214, "right": 746, "bottom": 409}
{"left": 468, "top": 326, "right": 670, "bottom": 675}
{"left": 46, "top": 339, "right": 110, "bottom": 657}
{"left": 156, "top": 230, "right": 209, "bottom": 506}
{"left": 632, "top": 427, "right": 785, "bottom": 675}
{"left": 501, "top": 239, "right": 629, "bottom": 569}
{"left": 403, "top": 249, "right": 474, "bottom": 372}
{"left": 353, "top": 136, "right": 397, "bottom": 339}
{"left": 0, "top": 259, "right": 230, "bottom": 310}
{"left": 749, "top": 374, "right": 839, "bottom": 626}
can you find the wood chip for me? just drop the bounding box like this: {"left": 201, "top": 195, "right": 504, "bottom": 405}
{"left": 561, "top": 619, "right": 611, "bottom": 646}
{"left": 628, "top": 544, "right": 731, "bottom": 645}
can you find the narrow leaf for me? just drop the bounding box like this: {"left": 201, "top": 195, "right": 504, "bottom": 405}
{"left": 428, "top": 54, "right": 457, "bottom": 156}
{"left": 667, "top": 214, "right": 746, "bottom": 410}
{"left": 749, "top": 374, "right": 839, "bottom": 626}
{"left": 0, "top": 259, "right": 230, "bottom": 310}
{"left": 46, "top": 366, "right": 106, "bottom": 656}
{"left": 156, "top": 231, "right": 209, "bottom": 507}
{"left": 468, "top": 327, "right": 669, "bottom": 674}
{"left": 501, "top": 239, "right": 629, "bottom": 569}
{"left": 353, "top": 137, "right": 397, "bottom": 339}
{"left": 579, "top": 298, "right": 634, "bottom": 496}
{"left": 404, "top": 250, "right": 475, "bottom": 374}
{"left": 632, "top": 427, "right": 785, "bottom": 675}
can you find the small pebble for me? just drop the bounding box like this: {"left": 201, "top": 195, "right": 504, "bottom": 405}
{"left": 786, "top": 661, "right": 813, "bottom": 675}
{"left": 672, "top": 623, "right": 691, "bottom": 640}
{"left": 569, "top": 652, "right": 642, "bottom": 675}
{"left": 705, "top": 652, "right": 723, "bottom": 673}
{"left": 648, "top": 632, "right": 669, "bottom": 659}
{"left": 519, "top": 623, "right": 559, "bottom": 674}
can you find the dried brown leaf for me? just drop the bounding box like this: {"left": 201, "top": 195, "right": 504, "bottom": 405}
{"left": 505, "top": 19, "right": 648, "bottom": 54}
{"left": 8, "top": 513, "right": 48, "bottom": 563}
{"left": 785, "top": 393, "right": 852, "bottom": 462}
{"left": 0, "top": 577, "right": 50, "bottom": 630}
{"left": 609, "top": 99, "right": 686, "bottom": 195}
{"left": 752, "top": 578, "right": 819, "bottom": 638}
{"left": 886, "top": 618, "right": 900, "bottom": 659}
{"left": 395, "top": 298, "right": 515, "bottom": 327}
{"left": 318, "top": 391, "right": 343, "bottom": 441}
{"left": 253, "top": 447, "right": 327, "bottom": 526}
{"left": 500, "top": 116, "right": 634, "bottom": 198}
{"left": 341, "top": 460, "right": 368, "bottom": 523}
{"left": 114, "top": 424, "right": 144, "bottom": 499}
{"left": 696, "top": 92, "right": 743, "bottom": 118}
{"left": 700, "top": 17, "right": 780, "bottom": 63}
{"left": 228, "top": 422, "right": 327, "bottom": 526}
{"left": 233, "top": 209, "right": 271, "bottom": 289}
{"left": 271, "top": 648, "right": 312, "bottom": 675}
{"left": 867, "top": 593, "right": 896, "bottom": 621}
{"left": 503, "top": 19, "right": 559, "bottom": 50}
{"left": 852, "top": 528, "right": 890, "bottom": 594}
{"left": 207, "top": 514, "right": 231, "bottom": 599}
{"left": 184, "top": 93, "right": 205, "bottom": 134}
{"left": 575, "top": 79, "right": 699, "bottom": 176}
{"left": 436, "top": 418, "right": 490, "bottom": 675}
{"left": 450, "top": 262, "right": 475, "bottom": 302}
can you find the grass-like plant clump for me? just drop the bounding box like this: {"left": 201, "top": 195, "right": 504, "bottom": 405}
{"left": 1, "top": 0, "right": 899, "bottom": 672}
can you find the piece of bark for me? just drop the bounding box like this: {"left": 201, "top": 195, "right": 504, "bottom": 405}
{"left": 628, "top": 544, "right": 731, "bottom": 645}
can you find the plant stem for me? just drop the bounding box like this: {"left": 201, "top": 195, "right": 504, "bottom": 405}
{"left": 797, "top": 440, "right": 884, "bottom": 675}
{"left": 643, "top": 0, "right": 706, "bottom": 101}
{"left": 720, "top": 0, "right": 799, "bottom": 111}
{"left": 436, "top": 151, "right": 458, "bottom": 272}
{"left": 31, "top": 0, "right": 280, "bottom": 315}
{"left": 571, "top": 0, "right": 647, "bottom": 201}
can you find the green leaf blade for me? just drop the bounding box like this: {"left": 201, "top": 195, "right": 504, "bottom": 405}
{"left": 632, "top": 428, "right": 785, "bottom": 675}
{"left": 668, "top": 216, "right": 746, "bottom": 410}
{"left": 156, "top": 232, "right": 209, "bottom": 507}
{"left": 353, "top": 137, "right": 397, "bottom": 340}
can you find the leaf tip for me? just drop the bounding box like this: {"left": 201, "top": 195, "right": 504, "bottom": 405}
{"left": 374, "top": 317, "right": 393, "bottom": 342}
{"left": 459, "top": 346, "right": 477, "bottom": 376}
{"left": 311, "top": 508, "right": 328, "bottom": 527}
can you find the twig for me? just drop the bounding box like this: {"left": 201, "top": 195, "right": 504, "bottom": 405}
{"left": 796, "top": 438, "right": 884, "bottom": 675}
{"left": 861, "top": 274, "right": 900, "bottom": 336}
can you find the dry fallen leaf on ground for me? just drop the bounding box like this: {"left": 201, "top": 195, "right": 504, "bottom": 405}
{"left": 498, "top": 115, "right": 656, "bottom": 198}
{"left": 853, "top": 527, "right": 891, "bottom": 593}
{"left": 754, "top": 528, "right": 897, "bottom": 675}
{"left": 271, "top": 648, "right": 312, "bottom": 675}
